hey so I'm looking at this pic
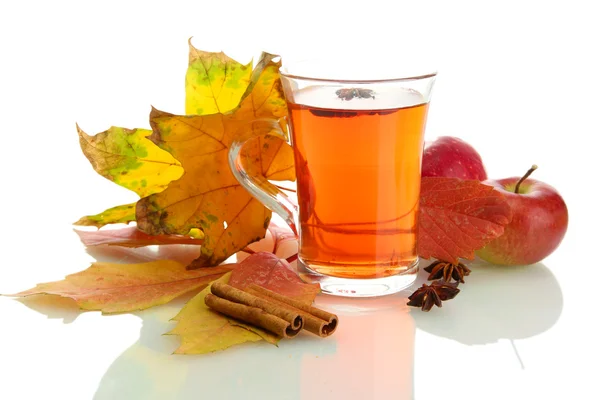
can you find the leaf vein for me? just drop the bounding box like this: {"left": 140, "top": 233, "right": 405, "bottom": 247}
{"left": 198, "top": 56, "right": 222, "bottom": 113}
{"left": 80, "top": 134, "right": 180, "bottom": 167}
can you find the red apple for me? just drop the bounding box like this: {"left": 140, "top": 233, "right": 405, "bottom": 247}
{"left": 476, "top": 165, "right": 568, "bottom": 266}
{"left": 422, "top": 136, "right": 487, "bottom": 180}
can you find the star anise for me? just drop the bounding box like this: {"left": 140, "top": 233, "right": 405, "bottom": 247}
{"left": 407, "top": 281, "right": 460, "bottom": 312}
{"left": 424, "top": 260, "right": 471, "bottom": 283}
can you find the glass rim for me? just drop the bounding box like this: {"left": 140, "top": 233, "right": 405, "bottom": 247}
{"left": 279, "top": 69, "right": 437, "bottom": 84}
{"left": 278, "top": 57, "right": 437, "bottom": 84}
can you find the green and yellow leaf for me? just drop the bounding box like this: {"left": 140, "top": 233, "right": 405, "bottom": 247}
{"left": 185, "top": 41, "right": 253, "bottom": 115}
{"left": 77, "top": 125, "right": 183, "bottom": 197}
{"left": 74, "top": 203, "right": 136, "bottom": 227}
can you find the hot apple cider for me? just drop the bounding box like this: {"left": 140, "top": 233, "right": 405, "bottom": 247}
{"left": 288, "top": 87, "right": 429, "bottom": 279}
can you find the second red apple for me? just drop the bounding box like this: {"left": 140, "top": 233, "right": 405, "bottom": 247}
{"left": 422, "top": 136, "right": 487, "bottom": 181}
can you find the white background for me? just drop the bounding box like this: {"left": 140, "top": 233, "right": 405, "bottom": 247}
{"left": 0, "top": 1, "right": 598, "bottom": 399}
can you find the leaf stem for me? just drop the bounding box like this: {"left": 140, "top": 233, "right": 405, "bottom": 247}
{"left": 274, "top": 184, "right": 297, "bottom": 193}
{"left": 240, "top": 247, "right": 256, "bottom": 255}
{"left": 514, "top": 165, "right": 538, "bottom": 194}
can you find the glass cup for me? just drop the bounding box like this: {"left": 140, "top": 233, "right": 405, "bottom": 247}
{"left": 229, "top": 59, "right": 436, "bottom": 297}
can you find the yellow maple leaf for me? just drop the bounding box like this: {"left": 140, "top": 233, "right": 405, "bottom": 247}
{"left": 136, "top": 53, "right": 295, "bottom": 267}
{"left": 167, "top": 272, "right": 279, "bottom": 354}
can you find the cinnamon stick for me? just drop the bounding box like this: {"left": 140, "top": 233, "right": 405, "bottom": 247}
{"left": 211, "top": 282, "right": 303, "bottom": 330}
{"left": 245, "top": 284, "right": 338, "bottom": 337}
{"left": 204, "top": 293, "right": 301, "bottom": 338}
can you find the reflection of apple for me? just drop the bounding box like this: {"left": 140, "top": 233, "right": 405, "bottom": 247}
{"left": 422, "top": 136, "right": 487, "bottom": 180}
{"left": 477, "top": 165, "right": 568, "bottom": 266}
{"left": 410, "top": 260, "right": 562, "bottom": 345}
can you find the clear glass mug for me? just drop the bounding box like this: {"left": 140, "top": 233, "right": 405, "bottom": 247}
{"left": 229, "top": 60, "right": 436, "bottom": 297}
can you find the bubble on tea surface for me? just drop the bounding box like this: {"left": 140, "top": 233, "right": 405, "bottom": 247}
{"left": 294, "top": 85, "right": 426, "bottom": 112}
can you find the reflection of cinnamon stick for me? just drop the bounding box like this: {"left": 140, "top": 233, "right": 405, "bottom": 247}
{"left": 211, "top": 282, "right": 303, "bottom": 330}
{"left": 205, "top": 293, "right": 301, "bottom": 338}
{"left": 245, "top": 284, "right": 338, "bottom": 337}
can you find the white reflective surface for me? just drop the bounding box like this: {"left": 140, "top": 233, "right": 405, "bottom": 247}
{"left": 0, "top": 1, "right": 598, "bottom": 399}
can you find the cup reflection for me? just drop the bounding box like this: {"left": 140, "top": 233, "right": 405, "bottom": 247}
{"left": 301, "top": 295, "right": 415, "bottom": 399}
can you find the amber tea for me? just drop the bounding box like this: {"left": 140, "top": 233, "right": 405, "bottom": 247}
{"left": 229, "top": 63, "right": 435, "bottom": 296}
{"left": 288, "top": 87, "right": 428, "bottom": 279}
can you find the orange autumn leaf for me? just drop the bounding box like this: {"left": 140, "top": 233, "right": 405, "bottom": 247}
{"left": 6, "top": 261, "right": 231, "bottom": 314}
{"left": 136, "top": 53, "right": 295, "bottom": 268}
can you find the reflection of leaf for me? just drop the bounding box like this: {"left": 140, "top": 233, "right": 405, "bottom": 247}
{"left": 74, "top": 203, "right": 136, "bottom": 227}
{"left": 229, "top": 252, "right": 320, "bottom": 304}
{"left": 78, "top": 125, "right": 183, "bottom": 197}
{"left": 137, "top": 53, "right": 295, "bottom": 268}
{"left": 418, "top": 177, "right": 512, "bottom": 264}
{"left": 7, "top": 261, "right": 230, "bottom": 313}
{"left": 185, "top": 41, "right": 253, "bottom": 115}
{"left": 74, "top": 226, "right": 203, "bottom": 247}
{"left": 167, "top": 273, "right": 278, "bottom": 354}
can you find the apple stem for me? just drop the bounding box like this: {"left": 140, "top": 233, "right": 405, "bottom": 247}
{"left": 514, "top": 165, "right": 538, "bottom": 193}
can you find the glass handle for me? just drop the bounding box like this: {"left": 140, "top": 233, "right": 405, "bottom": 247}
{"left": 228, "top": 119, "right": 299, "bottom": 235}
